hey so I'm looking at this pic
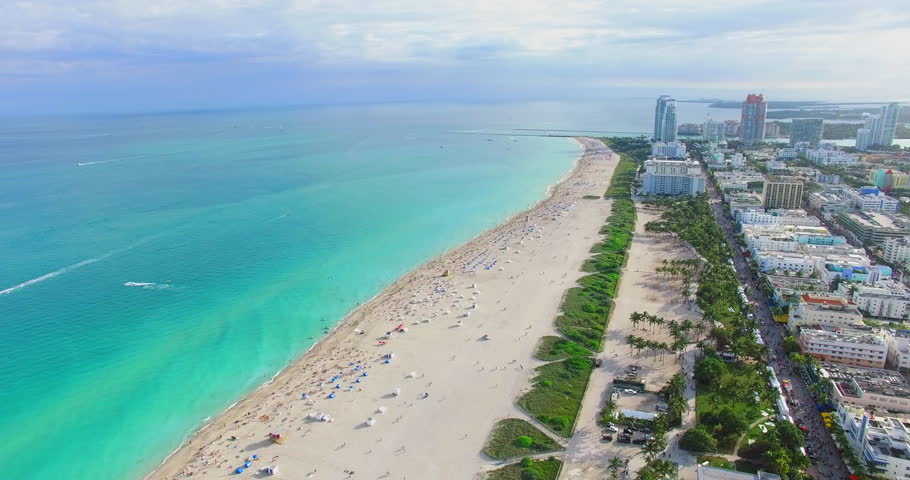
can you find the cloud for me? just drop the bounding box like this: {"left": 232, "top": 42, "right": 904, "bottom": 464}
{"left": 0, "top": 0, "right": 907, "bottom": 111}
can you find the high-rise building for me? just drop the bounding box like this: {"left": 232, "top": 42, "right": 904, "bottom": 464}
{"left": 640, "top": 158, "right": 706, "bottom": 197}
{"left": 765, "top": 122, "right": 781, "bottom": 138}
{"left": 702, "top": 119, "right": 726, "bottom": 143}
{"left": 740, "top": 93, "right": 767, "bottom": 146}
{"left": 761, "top": 177, "right": 804, "bottom": 209}
{"left": 856, "top": 128, "right": 873, "bottom": 151}
{"left": 876, "top": 103, "right": 901, "bottom": 147}
{"left": 790, "top": 118, "right": 824, "bottom": 147}
{"left": 653, "top": 95, "right": 678, "bottom": 143}
{"left": 723, "top": 120, "right": 741, "bottom": 137}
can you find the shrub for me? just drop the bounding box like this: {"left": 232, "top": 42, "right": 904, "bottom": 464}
{"left": 680, "top": 426, "right": 719, "bottom": 453}
{"left": 519, "top": 457, "right": 533, "bottom": 468}
{"left": 514, "top": 436, "right": 534, "bottom": 448}
{"left": 521, "top": 468, "right": 544, "bottom": 480}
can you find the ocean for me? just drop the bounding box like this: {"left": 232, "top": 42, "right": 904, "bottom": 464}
{"left": 0, "top": 100, "right": 738, "bottom": 479}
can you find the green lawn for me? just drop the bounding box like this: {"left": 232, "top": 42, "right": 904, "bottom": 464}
{"left": 482, "top": 418, "right": 564, "bottom": 460}
{"left": 517, "top": 357, "right": 593, "bottom": 437}
{"left": 534, "top": 336, "right": 590, "bottom": 361}
{"left": 486, "top": 457, "right": 562, "bottom": 480}
{"left": 697, "top": 455, "right": 734, "bottom": 470}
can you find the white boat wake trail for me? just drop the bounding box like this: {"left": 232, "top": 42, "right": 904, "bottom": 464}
{"left": 0, "top": 238, "right": 152, "bottom": 296}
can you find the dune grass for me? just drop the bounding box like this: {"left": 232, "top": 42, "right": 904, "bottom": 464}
{"left": 534, "top": 336, "right": 591, "bottom": 361}
{"left": 518, "top": 357, "right": 594, "bottom": 437}
{"left": 486, "top": 457, "right": 562, "bottom": 480}
{"left": 482, "top": 418, "right": 564, "bottom": 460}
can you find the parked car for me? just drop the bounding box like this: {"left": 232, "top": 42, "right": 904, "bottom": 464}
{"left": 632, "top": 438, "right": 647, "bottom": 445}
{"left": 605, "top": 426, "right": 619, "bottom": 433}
{"left": 617, "top": 435, "right": 631, "bottom": 444}
{"left": 601, "top": 434, "right": 613, "bottom": 442}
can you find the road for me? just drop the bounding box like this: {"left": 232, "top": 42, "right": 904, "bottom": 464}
{"left": 704, "top": 178, "right": 851, "bottom": 480}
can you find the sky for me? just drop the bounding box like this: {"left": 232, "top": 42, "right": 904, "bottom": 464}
{"left": 2, "top": 0, "right": 909, "bottom": 114}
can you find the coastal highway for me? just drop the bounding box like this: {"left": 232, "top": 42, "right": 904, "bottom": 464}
{"left": 704, "top": 179, "right": 851, "bottom": 480}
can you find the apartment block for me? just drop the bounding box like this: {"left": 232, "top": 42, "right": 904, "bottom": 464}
{"left": 842, "top": 187, "right": 899, "bottom": 213}
{"left": 762, "top": 177, "right": 804, "bottom": 209}
{"left": 837, "top": 211, "right": 910, "bottom": 246}
{"left": 789, "top": 294, "right": 864, "bottom": 332}
{"left": 883, "top": 237, "right": 910, "bottom": 265}
{"left": 641, "top": 158, "right": 706, "bottom": 196}
{"left": 821, "top": 363, "right": 910, "bottom": 412}
{"left": 852, "top": 282, "right": 910, "bottom": 321}
{"left": 837, "top": 404, "right": 910, "bottom": 479}
{"left": 799, "top": 328, "right": 888, "bottom": 368}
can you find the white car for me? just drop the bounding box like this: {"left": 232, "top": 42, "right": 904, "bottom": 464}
{"left": 623, "top": 389, "right": 637, "bottom": 395}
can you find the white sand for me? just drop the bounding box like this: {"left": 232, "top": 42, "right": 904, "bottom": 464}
{"left": 146, "top": 137, "right": 618, "bottom": 480}
{"left": 560, "top": 206, "right": 703, "bottom": 480}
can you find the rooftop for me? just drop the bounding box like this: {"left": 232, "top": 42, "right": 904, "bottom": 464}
{"left": 697, "top": 466, "right": 781, "bottom": 480}
{"left": 841, "top": 211, "right": 910, "bottom": 230}
{"left": 801, "top": 294, "right": 854, "bottom": 307}
{"left": 800, "top": 328, "right": 885, "bottom": 346}
{"left": 821, "top": 362, "right": 910, "bottom": 399}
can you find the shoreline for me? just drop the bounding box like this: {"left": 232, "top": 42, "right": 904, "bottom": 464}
{"left": 146, "top": 137, "right": 617, "bottom": 480}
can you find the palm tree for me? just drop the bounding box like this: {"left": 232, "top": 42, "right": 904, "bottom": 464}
{"left": 608, "top": 456, "right": 623, "bottom": 480}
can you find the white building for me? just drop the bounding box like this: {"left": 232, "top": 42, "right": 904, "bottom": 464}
{"left": 806, "top": 148, "right": 860, "bottom": 167}
{"left": 754, "top": 251, "right": 815, "bottom": 274}
{"left": 789, "top": 294, "right": 864, "bottom": 332}
{"left": 856, "top": 128, "right": 874, "bottom": 151}
{"left": 883, "top": 330, "right": 910, "bottom": 370}
{"left": 778, "top": 147, "right": 797, "bottom": 159}
{"left": 799, "top": 328, "right": 888, "bottom": 368}
{"left": 731, "top": 153, "right": 746, "bottom": 168}
{"left": 882, "top": 237, "right": 910, "bottom": 265}
{"left": 852, "top": 282, "right": 910, "bottom": 321}
{"left": 843, "top": 187, "right": 900, "bottom": 213}
{"left": 651, "top": 141, "right": 687, "bottom": 159}
{"left": 641, "top": 158, "right": 706, "bottom": 197}
{"left": 837, "top": 404, "right": 910, "bottom": 479}
{"left": 820, "top": 363, "right": 910, "bottom": 412}
{"left": 738, "top": 209, "right": 821, "bottom": 228}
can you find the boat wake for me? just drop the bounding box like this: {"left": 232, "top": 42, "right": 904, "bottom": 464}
{"left": 124, "top": 281, "right": 170, "bottom": 290}
{"left": 77, "top": 159, "right": 121, "bottom": 166}
{"left": 0, "top": 238, "right": 154, "bottom": 296}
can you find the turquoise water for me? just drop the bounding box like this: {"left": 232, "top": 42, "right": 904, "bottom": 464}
{"left": 0, "top": 101, "right": 736, "bottom": 480}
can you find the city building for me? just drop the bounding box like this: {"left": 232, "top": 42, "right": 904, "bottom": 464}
{"left": 869, "top": 169, "right": 910, "bottom": 193}
{"left": 696, "top": 465, "right": 781, "bottom": 480}
{"left": 788, "top": 294, "right": 864, "bottom": 332}
{"left": 653, "top": 95, "right": 678, "bottom": 143}
{"left": 856, "top": 128, "right": 874, "bottom": 152}
{"left": 754, "top": 251, "right": 815, "bottom": 274}
{"left": 764, "top": 122, "right": 781, "bottom": 138}
{"left": 730, "top": 153, "right": 746, "bottom": 168}
{"left": 837, "top": 404, "right": 910, "bottom": 479}
{"left": 873, "top": 103, "right": 902, "bottom": 148}
{"left": 806, "top": 147, "right": 859, "bottom": 167}
{"left": 651, "top": 141, "right": 687, "bottom": 159}
{"left": 837, "top": 211, "right": 910, "bottom": 246}
{"left": 703, "top": 119, "right": 726, "bottom": 143}
{"left": 762, "top": 177, "right": 804, "bottom": 209}
{"left": 820, "top": 362, "right": 910, "bottom": 411}
{"left": 818, "top": 262, "right": 874, "bottom": 286}
{"left": 740, "top": 93, "right": 768, "bottom": 146}
{"left": 724, "top": 120, "right": 741, "bottom": 138}
{"left": 842, "top": 187, "right": 900, "bottom": 213}
{"left": 799, "top": 328, "right": 888, "bottom": 368}
{"left": 728, "top": 192, "right": 765, "bottom": 217}
{"left": 852, "top": 282, "right": 910, "bottom": 320}
{"left": 882, "top": 237, "right": 910, "bottom": 265}
{"left": 790, "top": 118, "right": 824, "bottom": 147}
{"left": 766, "top": 274, "right": 830, "bottom": 306}
{"left": 809, "top": 191, "right": 849, "bottom": 219}
{"left": 738, "top": 209, "right": 821, "bottom": 227}
{"left": 815, "top": 172, "right": 841, "bottom": 184}
{"left": 678, "top": 123, "right": 701, "bottom": 136}
{"left": 777, "top": 147, "right": 797, "bottom": 159}
{"left": 640, "top": 158, "right": 706, "bottom": 197}
{"left": 883, "top": 330, "right": 910, "bottom": 370}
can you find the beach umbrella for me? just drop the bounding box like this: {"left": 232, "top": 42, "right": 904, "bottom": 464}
{"left": 335, "top": 384, "right": 341, "bottom": 389}
{"left": 377, "top": 406, "right": 386, "bottom": 413}
{"left": 236, "top": 467, "right": 244, "bottom": 474}
{"left": 392, "top": 388, "right": 401, "bottom": 396}
{"left": 407, "top": 371, "right": 417, "bottom": 378}
{"left": 252, "top": 455, "right": 258, "bottom": 460}
{"left": 384, "top": 359, "right": 391, "bottom": 364}
{"left": 355, "top": 378, "right": 361, "bottom": 383}
{"left": 366, "top": 417, "right": 376, "bottom": 426}
{"left": 329, "top": 392, "right": 336, "bottom": 399}
{"left": 362, "top": 371, "right": 368, "bottom": 376}
{"left": 244, "top": 461, "right": 252, "bottom": 468}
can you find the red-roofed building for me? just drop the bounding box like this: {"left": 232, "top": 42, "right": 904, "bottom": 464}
{"left": 789, "top": 294, "right": 863, "bottom": 333}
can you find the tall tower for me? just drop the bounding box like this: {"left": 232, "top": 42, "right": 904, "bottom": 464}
{"left": 740, "top": 93, "right": 767, "bottom": 146}
{"left": 653, "top": 95, "right": 678, "bottom": 143}
{"left": 876, "top": 103, "right": 901, "bottom": 147}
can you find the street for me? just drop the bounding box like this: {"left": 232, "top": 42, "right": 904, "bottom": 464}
{"left": 704, "top": 179, "right": 850, "bottom": 480}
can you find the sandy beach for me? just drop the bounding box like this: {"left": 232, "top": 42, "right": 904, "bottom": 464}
{"left": 146, "top": 137, "right": 618, "bottom": 480}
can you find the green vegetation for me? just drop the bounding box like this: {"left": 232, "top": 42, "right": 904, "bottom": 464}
{"left": 738, "top": 421, "right": 811, "bottom": 478}
{"left": 534, "top": 336, "right": 589, "bottom": 361}
{"left": 482, "top": 419, "right": 563, "bottom": 460}
{"left": 485, "top": 456, "right": 562, "bottom": 480}
{"left": 695, "top": 360, "right": 774, "bottom": 452}
{"left": 582, "top": 195, "right": 602, "bottom": 200}
{"left": 602, "top": 136, "right": 648, "bottom": 198}
{"left": 697, "top": 455, "right": 734, "bottom": 470}
{"left": 683, "top": 426, "right": 720, "bottom": 453}
{"left": 517, "top": 357, "right": 594, "bottom": 437}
